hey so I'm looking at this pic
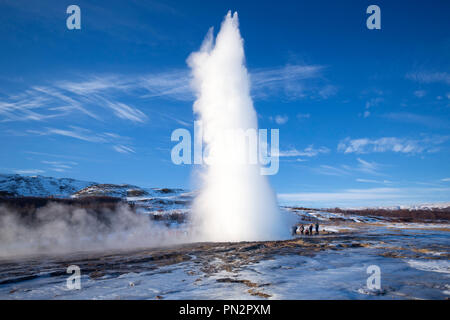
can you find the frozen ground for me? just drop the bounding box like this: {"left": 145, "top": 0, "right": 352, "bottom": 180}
{"left": 0, "top": 175, "right": 448, "bottom": 299}
{"left": 0, "top": 216, "right": 448, "bottom": 300}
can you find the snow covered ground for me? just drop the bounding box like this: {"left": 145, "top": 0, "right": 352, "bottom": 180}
{"left": 1, "top": 226, "right": 448, "bottom": 300}
{"left": 0, "top": 214, "right": 448, "bottom": 300}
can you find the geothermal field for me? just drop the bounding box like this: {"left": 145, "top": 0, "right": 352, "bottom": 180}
{"left": 0, "top": 175, "right": 449, "bottom": 300}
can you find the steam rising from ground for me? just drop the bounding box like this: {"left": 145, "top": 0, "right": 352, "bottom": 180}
{"left": 188, "top": 11, "right": 289, "bottom": 241}
{"left": 0, "top": 203, "right": 187, "bottom": 259}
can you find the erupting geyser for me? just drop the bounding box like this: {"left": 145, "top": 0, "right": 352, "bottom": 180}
{"left": 188, "top": 11, "right": 289, "bottom": 242}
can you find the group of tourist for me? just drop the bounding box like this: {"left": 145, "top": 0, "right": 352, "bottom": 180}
{"left": 292, "top": 223, "right": 320, "bottom": 236}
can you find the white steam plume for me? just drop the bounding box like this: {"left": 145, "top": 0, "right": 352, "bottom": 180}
{"left": 188, "top": 11, "right": 289, "bottom": 242}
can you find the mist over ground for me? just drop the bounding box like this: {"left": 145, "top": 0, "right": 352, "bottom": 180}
{"left": 0, "top": 200, "right": 187, "bottom": 259}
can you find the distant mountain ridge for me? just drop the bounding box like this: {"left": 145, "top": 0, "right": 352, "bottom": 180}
{"left": 336, "top": 203, "right": 450, "bottom": 211}
{"left": 0, "top": 174, "right": 155, "bottom": 199}
{"left": 1, "top": 173, "right": 448, "bottom": 212}
{"left": 73, "top": 183, "right": 149, "bottom": 198}
{"left": 0, "top": 174, "right": 95, "bottom": 198}
{"left": 0, "top": 173, "right": 187, "bottom": 201}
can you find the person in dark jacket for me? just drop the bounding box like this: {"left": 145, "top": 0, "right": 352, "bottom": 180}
{"left": 309, "top": 224, "right": 313, "bottom": 235}
{"left": 300, "top": 224, "right": 304, "bottom": 235}
{"left": 315, "top": 223, "right": 319, "bottom": 235}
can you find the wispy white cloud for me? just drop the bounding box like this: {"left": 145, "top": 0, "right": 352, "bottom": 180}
{"left": 279, "top": 187, "right": 400, "bottom": 202}
{"left": 356, "top": 158, "right": 379, "bottom": 175}
{"left": 337, "top": 136, "right": 449, "bottom": 154}
{"left": 252, "top": 65, "right": 323, "bottom": 87}
{"left": 414, "top": 90, "right": 427, "bottom": 98}
{"left": 318, "top": 85, "right": 338, "bottom": 99}
{"left": 406, "top": 71, "right": 450, "bottom": 85}
{"left": 104, "top": 101, "right": 147, "bottom": 123}
{"left": 0, "top": 81, "right": 145, "bottom": 123}
{"left": 113, "top": 145, "right": 135, "bottom": 154}
{"left": 56, "top": 72, "right": 193, "bottom": 102}
{"left": 56, "top": 76, "right": 132, "bottom": 96}
{"left": 24, "top": 151, "right": 99, "bottom": 162}
{"left": 278, "top": 186, "right": 450, "bottom": 207}
{"left": 270, "top": 114, "right": 289, "bottom": 125}
{"left": 0, "top": 93, "right": 68, "bottom": 122}
{"left": 0, "top": 64, "right": 334, "bottom": 123}
{"left": 250, "top": 64, "right": 336, "bottom": 100}
{"left": 361, "top": 96, "right": 383, "bottom": 118}
{"left": 314, "top": 158, "right": 382, "bottom": 177}
{"left": 26, "top": 126, "right": 135, "bottom": 154}
{"left": 41, "top": 160, "right": 77, "bottom": 172}
{"left": 315, "top": 164, "right": 349, "bottom": 176}
{"left": 382, "top": 112, "right": 450, "bottom": 128}
{"left": 36, "top": 127, "right": 108, "bottom": 143}
{"left": 278, "top": 145, "right": 330, "bottom": 158}
{"left": 13, "top": 169, "right": 45, "bottom": 175}
{"left": 296, "top": 113, "right": 310, "bottom": 120}
{"left": 139, "top": 71, "right": 192, "bottom": 101}
{"left": 356, "top": 178, "right": 392, "bottom": 184}
{"left": 0, "top": 72, "right": 189, "bottom": 124}
{"left": 441, "top": 178, "right": 450, "bottom": 182}
{"left": 365, "top": 97, "right": 383, "bottom": 109}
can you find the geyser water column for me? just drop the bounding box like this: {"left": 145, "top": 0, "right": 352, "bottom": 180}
{"left": 188, "top": 11, "right": 288, "bottom": 242}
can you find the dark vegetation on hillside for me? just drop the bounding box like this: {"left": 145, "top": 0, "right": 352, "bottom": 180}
{"left": 0, "top": 196, "right": 185, "bottom": 226}
{"left": 327, "top": 207, "right": 450, "bottom": 222}
{"left": 0, "top": 195, "right": 123, "bottom": 210}
{"left": 0, "top": 196, "right": 126, "bottom": 227}
{"left": 290, "top": 206, "right": 450, "bottom": 222}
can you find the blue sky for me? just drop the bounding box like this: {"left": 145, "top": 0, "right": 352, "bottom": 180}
{"left": 1, "top": 0, "right": 449, "bottom": 207}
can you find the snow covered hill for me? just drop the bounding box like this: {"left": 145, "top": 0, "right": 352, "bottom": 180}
{"left": 0, "top": 174, "right": 95, "bottom": 198}
{"left": 0, "top": 173, "right": 187, "bottom": 201}
{"left": 0, "top": 173, "right": 193, "bottom": 227}
{"left": 72, "top": 183, "right": 149, "bottom": 198}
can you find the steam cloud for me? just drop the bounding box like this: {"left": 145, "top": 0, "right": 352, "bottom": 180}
{"left": 188, "top": 11, "right": 289, "bottom": 241}
{"left": 0, "top": 203, "right": 187, "bottom": 259}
